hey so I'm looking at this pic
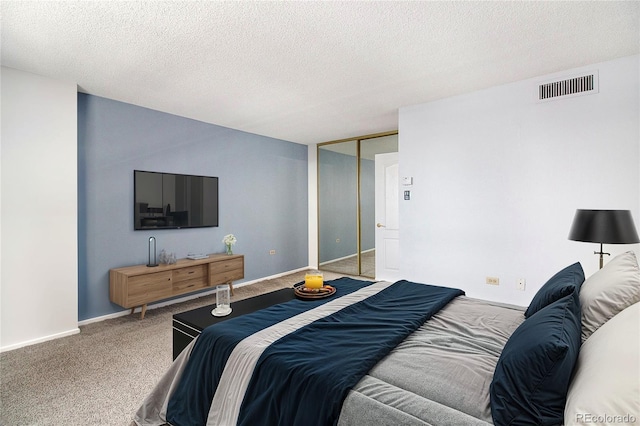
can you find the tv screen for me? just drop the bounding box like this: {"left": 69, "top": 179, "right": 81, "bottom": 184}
{"left": 134, "top": 170, "right": 219, "bottom": 230}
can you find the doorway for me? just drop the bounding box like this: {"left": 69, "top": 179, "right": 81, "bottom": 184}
{"left": 317, "top": 133, "right": 398, "bottom": 278}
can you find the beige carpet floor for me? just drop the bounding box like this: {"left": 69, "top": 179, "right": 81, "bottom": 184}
{"left": 0, "top": 270, "right": 360, "bottom": 425}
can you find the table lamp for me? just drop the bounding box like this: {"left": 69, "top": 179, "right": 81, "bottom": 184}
{"left": 568, "top": 209, "right": 640, "bottom": 268}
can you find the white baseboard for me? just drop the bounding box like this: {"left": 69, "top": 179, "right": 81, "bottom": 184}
{"left": 0, "top": 327, "right": 80, "bottom": 353}
{"left": 78, "top": 266, "right": 310, "bottom": 327}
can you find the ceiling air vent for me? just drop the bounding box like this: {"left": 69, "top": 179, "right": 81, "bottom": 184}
{"left": 537, "top": 72, "right": 598, "bottom": 102}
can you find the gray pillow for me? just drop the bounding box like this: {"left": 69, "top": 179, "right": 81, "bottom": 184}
{"left": 579, "top": 251, "right": 640, "bottom": 343}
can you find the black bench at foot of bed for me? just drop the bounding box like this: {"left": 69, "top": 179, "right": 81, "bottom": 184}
{"left": 172, "top": 288, "right": 295, "bottom": 360}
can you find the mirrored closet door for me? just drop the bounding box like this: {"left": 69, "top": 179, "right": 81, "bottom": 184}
{"left": 318, "top": 133, "right": 398, "bottom": 278}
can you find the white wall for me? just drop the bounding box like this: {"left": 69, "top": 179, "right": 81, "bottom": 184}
{"left": 399, "top": 55, "right": 640, "bottom": 306}
{"left": 1, "top": 67, "right": 79, "bottom": 351}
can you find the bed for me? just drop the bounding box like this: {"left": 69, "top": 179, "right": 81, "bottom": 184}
{"left": 133, "top": 251, "right": 639, "bottom": 426}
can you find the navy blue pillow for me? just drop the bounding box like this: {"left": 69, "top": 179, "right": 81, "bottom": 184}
{"left": 524, "top": 262, "right": 584, "bottom": 318}
{"left": 490, "top": 290, "right": 581, "bottom": 426}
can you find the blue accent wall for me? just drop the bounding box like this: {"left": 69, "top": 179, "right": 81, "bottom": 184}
{"left": 77, "top": 94, "right": 308, "bottom": 321}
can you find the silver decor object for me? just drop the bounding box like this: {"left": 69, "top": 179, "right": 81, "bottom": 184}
{"left": 147, "top": 236, "right": 158, "bottom": 267}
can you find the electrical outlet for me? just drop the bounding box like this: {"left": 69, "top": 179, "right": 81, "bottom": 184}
{"left": 517, "top": 278, "right": 526, "bottom": 291}
{"left": 486, "top": 276, "right": 499, "bottom": 285}
{"left": 269, "top": 249, "right": 276, "bottom": 255}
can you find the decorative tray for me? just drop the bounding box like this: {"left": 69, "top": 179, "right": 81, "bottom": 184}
{"left": 293, "top": 283, "right": 336, "bottom": 300}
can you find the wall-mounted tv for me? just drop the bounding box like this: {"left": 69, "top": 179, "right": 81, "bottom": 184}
{"left": 134, "top": 170, "right": 219, "bottom": 230}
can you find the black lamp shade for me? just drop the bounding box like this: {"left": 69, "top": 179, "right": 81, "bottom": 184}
{"left": 568, "top": 210, "right": 640, "bottom": 244}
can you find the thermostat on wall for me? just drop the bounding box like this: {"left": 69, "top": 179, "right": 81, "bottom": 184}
{"left": 402, "top": 177, "right": 413, "bottom": 186}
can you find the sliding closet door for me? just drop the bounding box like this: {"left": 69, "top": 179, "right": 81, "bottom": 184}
{"left": 318, "top": 133, "right": 398, "bottom": 278}
{"left": 318, "top": 141, "right": 359, "bottom": 276}
{"left": 360, "top": 135, "right": 399, "bottom": 277}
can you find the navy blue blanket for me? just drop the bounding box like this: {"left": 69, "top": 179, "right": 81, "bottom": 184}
{"left": 167, "top": 278, "right": 374, "bottom": 424}
{"left": 167, "top": 278, "right": 463, "bottom": 426}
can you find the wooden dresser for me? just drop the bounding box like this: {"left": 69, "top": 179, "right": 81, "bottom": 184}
{"left": 109, "top": 254, "right": 244, "bottom": 319}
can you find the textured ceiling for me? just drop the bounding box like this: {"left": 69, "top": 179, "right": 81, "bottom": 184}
{"left": 1, "top": 1, "right": 638, "bottom": 145}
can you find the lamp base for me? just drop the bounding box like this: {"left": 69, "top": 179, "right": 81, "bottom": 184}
{"left": 594, "top": 243, "right": 610, "bottom": 269}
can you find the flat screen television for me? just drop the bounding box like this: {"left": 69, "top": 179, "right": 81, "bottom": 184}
{"left": 134, "top": 170, "right": 219, "bottom": 230}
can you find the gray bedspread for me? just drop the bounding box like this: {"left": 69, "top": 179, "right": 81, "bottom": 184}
{"left": 133, "top": 293, "right": 524, "bottom": 426}
{"left": 338, "top": 296, "right": 525, "bottom": 425}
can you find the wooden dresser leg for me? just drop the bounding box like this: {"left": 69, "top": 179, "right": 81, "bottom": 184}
{"left": 140, "top": 304, "right": 147, "bottom": 320}
{"left": 130, "top": 307, "right": 135, "bottom": 316}
{"left": 228, "top": 281, "right": 234, "bottom": 295}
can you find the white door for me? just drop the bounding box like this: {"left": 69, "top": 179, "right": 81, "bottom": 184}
{"left": 375, "top": 153, "right": 400, "bottom": 281}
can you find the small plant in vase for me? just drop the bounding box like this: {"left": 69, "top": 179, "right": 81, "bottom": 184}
{"left": 223, "top": 234, "right": 237, "bottom": 255}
